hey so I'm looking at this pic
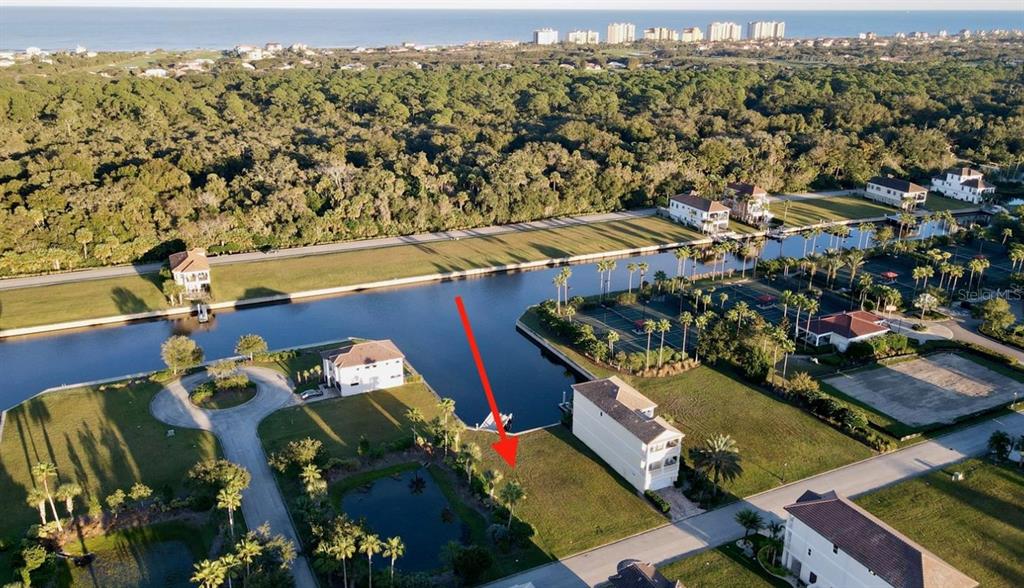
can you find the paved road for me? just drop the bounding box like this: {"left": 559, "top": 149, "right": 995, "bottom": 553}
{"left": 0, "top": 209, "right": 657, "bottom": 291}
{"left": 486, "top": 410, "right": 1024, "bottom": 588}
{"left": 942, "top": 316, "right": 1024, "bottom": 363}
{"left": 150, "top": 367, "right": 317, "bottom": 588}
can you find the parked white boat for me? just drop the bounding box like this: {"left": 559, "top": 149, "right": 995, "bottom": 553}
{"left": 197, "top": 303, "right": 210, "bottom": 323}
{"left": 475, "top": 412, "right": 512, "bottom": 432}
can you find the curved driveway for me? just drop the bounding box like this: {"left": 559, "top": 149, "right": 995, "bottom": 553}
{"left": 150, "top": 367, "right": 316, "bottom": 588}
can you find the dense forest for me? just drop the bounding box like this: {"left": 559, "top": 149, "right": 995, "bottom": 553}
{"left": 0, "top": 54, "right": 1022, "bottom": 275}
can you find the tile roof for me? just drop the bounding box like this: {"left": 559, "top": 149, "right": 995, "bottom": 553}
{"left": 608, "top": 560, "right": 684, "bottom": 588}
{"left": 321, "top": 339, "right": 405, "bottom": 368}
{"left": 669, "top": 192, "right": 729, "bottom": 213}
{"left": 805, "top": 310, "right": 888, "bottom": 339}
{"left": 726, "top": 182, "right": 768, "bottom": 198}
{"left": 572, "top": 377, "right": 682, "bottom": 444}
{"left": 785, "top": 490, "right": 978, "bottom": 588}
{"left": 168, "top": 248, "right": 210, "bottom": 273}
{"left": 954, "top": 167, "right": 982, "bottom": 178}
{"left": 868, "top": 176, "right": 927, "bottom": 194}
{"left": 961, "top": 178, "right": 992, "bottom": 190}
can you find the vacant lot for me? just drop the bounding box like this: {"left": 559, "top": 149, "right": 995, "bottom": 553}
{"left": 855, "top": 459, "right": 1024, "bottom": 587}
{"left": 769, "top": 195, "right": 894, "bottom": 228}
{"left": 660, "top": 544, "right": 787, "bottom": 588}
{"left": 925, "top": 194, "right": 977, "bottom": 212}
{"left": 824, "top": 353, "right": 1023, "bottom": 427}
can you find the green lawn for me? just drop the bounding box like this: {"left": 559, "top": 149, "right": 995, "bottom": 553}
{"left": 467, "top": 426, "right": 665, "bottom": 559}
{"left": 770, "top": 195, "right": 894, "bottom": 228}
{"left": 660, "top": 544, "right": 787, "bottom": 588}
{"left": 193, "top": 384, "right": 257, "bottom": 410}
{"left": 257, "top": 383, "right": 443, "bottom": 459}
{"left": 0, "top": 215, "right": 702, "bottom": 330}
{"left": 925, "top": 194, "right": 977, "bottom": 212}
{"left": 0, "top": 380, "right": 219, "bottom": 541}
{"left": 854, "top": 459, "right": 1024, "bottom": 587}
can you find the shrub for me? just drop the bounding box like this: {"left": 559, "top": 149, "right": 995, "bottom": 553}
{"left": 644, "top": 490, "right": 671, "bottom": 514}
{"left": 616, "top": 292, "right": 638, "bottom": 305}
{"left": 189, "top": 382, "right": 214, "bottom": 405}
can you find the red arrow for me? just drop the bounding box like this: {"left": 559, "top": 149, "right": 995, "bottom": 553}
{"left": 455, "top": 296, "right": 519, "bottom": 468}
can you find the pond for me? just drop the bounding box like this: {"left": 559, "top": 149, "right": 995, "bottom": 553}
{"left": 341, "top": 467, "right": 465, "bottom": 573}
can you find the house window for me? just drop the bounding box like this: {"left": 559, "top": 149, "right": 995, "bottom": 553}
{"left": 809, "top": 572, "right": 817, "bottom": 584}
{"left": 664, "top": 455, "right": 678, "bottom": 466}
{"left": 832, "top": 544, "right": 838, "bottom": 554}
{"left": 807, "top": 548, "right": 812, "bottom": 556}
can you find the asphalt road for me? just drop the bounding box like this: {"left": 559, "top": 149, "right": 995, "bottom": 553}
{"left": 0, "top": 209, "right": 657, "bottom": 291}
{"left": 486, "top": 409, "right": 1024, "bottom": 588}
{"left": 150, "top": 367, "right": 317, "bottom": 588}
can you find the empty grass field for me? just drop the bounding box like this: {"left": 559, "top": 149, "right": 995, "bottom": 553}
{"left": 854, "top": 459, "right": 1024, "bottom": 587}
{"left": 770, "top": 195, "right": 894, "bottom": 228}
{"left": 0, "top": 380, "right": 220, "bottom": 539}
{"left": 0, "top": 215, "right": 702, "bottom": 330}
{"left": 660, "top": 544, "right": 788, "bottom": 588}
{"left": 925, "top": 194, "right": 978, "bottom": 212}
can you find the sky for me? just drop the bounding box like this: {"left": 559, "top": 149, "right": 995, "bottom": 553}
{"left": 4, "top": 0, "right": 1020, "bottom": 9}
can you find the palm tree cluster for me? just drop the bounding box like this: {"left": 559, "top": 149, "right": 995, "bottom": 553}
{"left": 192, "top": 523, "right": 296, "bottom": 588}
{"left": 308, "top": 514, "right": 406, "bottom": 588}
{"left": 24, "top": 462, "right": 83, "bottom": 537}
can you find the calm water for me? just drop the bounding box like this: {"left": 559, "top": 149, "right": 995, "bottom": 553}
{"left": 0, "top": 8, "right": 1021, "bottom": 51}
{"left": 341, "top": 468, "right": 462, "bottom": 572}
{"left": 0, "top": 221, "right": 950, "bottom": 429}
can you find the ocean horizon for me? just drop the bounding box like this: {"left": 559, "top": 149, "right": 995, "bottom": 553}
{"left": 0, "top": 7, "right": 1021, "bottom": 52}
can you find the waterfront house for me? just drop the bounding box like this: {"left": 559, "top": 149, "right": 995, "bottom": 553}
{"left": 723, "top": 182, "right": 773, "bottom": 226}
{"left": 930, "top": 168, "right": 995, "bottom": 204}
{"left": 608, "top": 559, "right": 684, "bottom": 588}
{"left": 667, "top": 192, "right": 730, "bottom": 234}
{"left": 783, "top": 490, "right": 978, "bottom": 588}
{"left": 797, "top": 310, "right": 889, "bottom": 352}
{"left": 169, "top": 248, "right": 212, "bottom": 298}
{"left": 321, "top": 339, "right": 405, "bottom": 396}
{"left": 864, "top": 177, "right": 927, "bottom": 210}
{"left": 571, "top": 377, "right": 684, "bottom": 492}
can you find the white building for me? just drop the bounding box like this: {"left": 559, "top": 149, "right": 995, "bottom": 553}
{"left": 748, "top": 21, "right": 786, "bottom": 40}
{"left": 930, "top": 167, "right": 995, "bottom": 204}
{"left": 320, "top": 339, "right": 405, "bottom": 396}
{"left": 567, "top": 30, "right": 600, "bottom": 44}
{"left": 707, "top": 22, "right": 742, "bottom": 42}
{"left": 865, "top": 176, "right": 927, "bottom": 210}
{"left": 265, "top": 42, "right": 283, "bottom": 53}
{"left": 783, "top": 490, "right": 978, "bottom": 588}
{"left": 681, "top": 27, "right": 705, "bottom": 43}
{"left": 797, "top": 310, "right": 889, "bottom": 352}
{"left": 668, "top": 192, "right": 730, "bottom": 234}
{"left": 571, "top": 377, "right": 683, "bottom": 492}
{"left": 643, "top": 27, "right": 679, "bottom": 42}
{"left": 723, "top": 182, "right": 773, "bottom": 226}
{"left": 533, "top": 28, "right": 559, "bottom": 45}
{"left": 168, "top": 248, "right": 212, "bottom": 298}
{"left": 141, "top": 68, "right": 168, "bottom": 78}
{"left": 607, "top": 22, "right": 636, "bottom": 44}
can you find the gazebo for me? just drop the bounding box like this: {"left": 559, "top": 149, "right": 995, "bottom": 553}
{"left": 881, "top": 271, "right": 899, "bottom": 283}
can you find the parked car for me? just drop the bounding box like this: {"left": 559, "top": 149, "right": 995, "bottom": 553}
{"left": 300, "top": 389, "right": 324, "bottom": 400}
{"left": 631, "top": 320, "right": 646, "bottom": 335}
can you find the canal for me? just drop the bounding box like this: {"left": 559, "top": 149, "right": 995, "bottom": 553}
{"left": 0, "top": 220, "right": 949, "bottom": 429}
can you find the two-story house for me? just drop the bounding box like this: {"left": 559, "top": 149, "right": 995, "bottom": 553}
{"left": 931, "top": 167, "right": 995, "bottom": 204}
{"left": 723, "top": 182, "right": 773, "bottom": 226}
{"left": 168, "top": 248, "right": 212, "bottom": 298}
{"left": 321, "top": 339, "right": 405, "bottom": 396}
{"left": 783, "top": 490, "right": 977, "bottom": 588}
{"left": 667, "top": 192, "right": 730, "bottom": 234}
{"left": 864, "top": 177, "right": 927, "bottom": 211}
{"left": 571, "top": 377, "right": 684, "bottom": 492}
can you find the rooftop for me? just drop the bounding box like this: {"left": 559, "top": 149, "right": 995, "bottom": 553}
{"left": 608, "top": 560, "right": 684, "bottom": 588}
{"left": 321, "top": 339, "right": 405, "bottom": 368}
{"left": 805, "top": 310, "right": 888, "bottom": 339}
{"left": 868, "top": 176, "right": 927, "bottom": 194}
{"left": 168, "top": 248, "right": 210, "bottom": 273}
{"left": 572, "top": 377, "right": 682, "bottom": 444}
{"left": 669, "top": 192, "right": 729, "bottom": 213}
{"left": 726, "top": 182, "right": 768, "bottom": 198}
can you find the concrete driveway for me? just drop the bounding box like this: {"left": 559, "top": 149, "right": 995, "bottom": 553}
{"left": 150, "top": 366, "right": 317, "bottom": 588}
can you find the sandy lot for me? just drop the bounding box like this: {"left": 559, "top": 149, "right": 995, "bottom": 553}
{"left": 824, "top": 353, "right": 1024, "bottom": 427}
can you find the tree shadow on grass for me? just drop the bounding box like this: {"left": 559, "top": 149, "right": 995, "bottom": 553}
{"left": 111, "top": 287, "right": 151, "bottom": 314}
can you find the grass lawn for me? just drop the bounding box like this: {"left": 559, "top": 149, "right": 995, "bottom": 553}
{"left": 467, "top": 426, "right": 665, "bottom": 560}
{"left": 770, "top": 195, "right": 894, "bottom": 228}
{"left": 0, "top": 215, "right": 703, "bottom": 330}
{"left": 192, "top": 383, "right": 257, "bottom": 410}
{"left": 258, "top": 383, "right": 443, "bottom": 459}
{"left": 660, "top": 544, "right": 788, "bottom": 588}
{"left": 925, "top": 194, "right": 977, "bottom": 212}
{"left": 854, "top": 459, "right": 1024, "bottom": 587}
{"left": 520, "top": 309, "right": 873, "bottom": 499}
{"left": 0, "top": 380, "right": 220, "bottom": 541}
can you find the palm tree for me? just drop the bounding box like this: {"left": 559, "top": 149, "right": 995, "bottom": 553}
{"left": 405, "top": 407, "right": 424, "bottom": 443}
{"left": 552, "top": 274, "right": 565, "bottom": 313}
{"left": 300, "top": 464, "right": 326, "bottom": 497}
{"left": 217, "top": 486, "right": 243, "bottom": 539}
{"left": 845, "top": 250, "right": 866, "bottom": 287}
{"left": 1010, "top": 246, "right": 1024, "bottom": 273}
{"left": 438, "top": 398, "right": 456, "bottom": 428}
{"left": 460, "top": 443, "right": 481, "bottom": 483}
{"left": 701, "top": 294, "right": 712, "bottom": 312}
{"left": 947, "top": 264, "right": 964, "bottom": 293}
{"left": 606, "top": 330, "right": 620, "bottom": 357}
{"left": 874, "top": 225, "right": 895, "bottom": 252}
{"left": 803, "top": 298, "right": 820, "bottom": 341}
{"left": 220, "top": 553, "right": 239, "bottom": 588}
{"left": 643, "top": 319, "right": 656, "bottom": 370}
{"left": 192, "top": 559, "right": 227, "bottom": 588}
{"left": 912, "top": 266, "right": 928, "bottom": 292}
{"left": 678, "top": 312, "right": 693, "bottom": 355}
{"left": 32, "top": 462, "right": 62, "bottom": 532}
{"left": 856, "top": 222, "right": 874, "bottom": 249}
{"left": 360, "top": 534, "right": 384, "bottom": 588}
{"left": 1002, "top": 227, "right": 1013, "bottom": 245}
{"left": 604, "top": 260, "right": 617, "bottom": 296}
{"left": 26, "top": 488, "right": 48, "bottom": 525}
{"left": 776, "top": 328, "right": 797, "bottom": 380}
{"left": 656, "top": 319, "right": 671, "bottom": 367}
{"left": 694, "top": 312, "right": 713, "bottom": 363}
{"left": 626, "top": 263, "right": 639, "bottom": 293}
{"left": 719, "top": 292, "right": 729, "bottom": 309}
{"left": 792, "top": 294, "right": 806, "bottom": 339}
{"left": 500, "top": 481, "right": 526, "bottom": 529}
{"left": 735, "top": 508, "right": 765, "bottom": 540}
{"left": 483, "top": 469, "right": 503, "bottom": 500}
{"left": 637, "top": 262, "right": 650, "bottom": 289}
{"left": 780, "top": 290, "right": 793, "bottom": 320}
{"left": 803, "top": 254, "right": 821, "bottom": 289}
{"left": 383, "top": 536, "right": 405, "bottom": 586}
{"left": 54, "top": 482, "right": 82, "bottom": 522}
{"left": 974, "top": 258, "right": 991, "bottom": 293}
{"left": 691, "top": 434, "right": 743, "bottom": 499}
{"left": 235, "top": 536, "right": 264, "bottom": 584}
{"left": 967, "top": 258, "right": 985, "bottom": 292}
{"left": 559, "top": 267, "right": 572, "bottom": 304}
{"left": 674, "top": 246, "right": 693, "bottom": 278}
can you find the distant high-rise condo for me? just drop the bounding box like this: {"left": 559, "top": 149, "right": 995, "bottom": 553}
{"left": 567, "top": 29, "right": 600, "bottom": 44}
{"left": 747, "top": 21, "right": 786, "bottom": 40}
{"left": 707, "top": 22, "right": 742, "bottom": 42}
{"left": 643, "top": 27, "right": 679, "bottom": 42}
{"left": 681, "top": 27, "right": 704, "bottom": 43}
{"left": 533, "top": 28, "right": 559, "bottom": 45}
{"left": 606, "top": 22, "right": 636, "bottom": 44}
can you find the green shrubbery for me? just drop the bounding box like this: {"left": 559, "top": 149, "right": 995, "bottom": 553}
{"left": 643, "top": 490, "right": 672, "bottom": 514}
{"left": 846, "top": 332, "right": 912, "bottom": 361}
{"left": 778, "top": 372, "right": 893, "bottom": 451}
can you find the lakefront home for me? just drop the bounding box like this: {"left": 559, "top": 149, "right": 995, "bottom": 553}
{"left": 667, "top": 191, "right": 730, "bottom": 234}
{"left": 320, "top": 339, "right": 405, "bottom": 396}
{"left": 864, "top": 177, "right": 927, "bottom": 211}
{"left": 783, "top": 490, "right": 978, "bottom": 588}
{"left": 571, "top": 377, "right": 684, "bottom": 492}
{"left": 797, "top": 310, "right": 889, "bottom": 352}
{"left": 723, "top": 182, "right": 773, "bottom": 226}
{"left": 168, "top": 248, "right": 212, "bottom": 298}
{"left": 930, "top": 167, "right": 995, "bottom": 204}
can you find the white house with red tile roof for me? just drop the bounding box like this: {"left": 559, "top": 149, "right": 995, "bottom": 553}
{"left": 168, "top": 248, "right": 211, "bottom": 298}
{"left": 783, "top": 490, "right": 978, "bottom": 588}
{"left": 930, "top": 168, "right": 995, "bottom": 204}
{"left": 320, "top": 339, "right": 405, "bottom": 396}
{"left": 667, "top": 191, "right": 730, "bottom": 234}
{"left": 797, "top": 310, "right": 889, "bottom": 352}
